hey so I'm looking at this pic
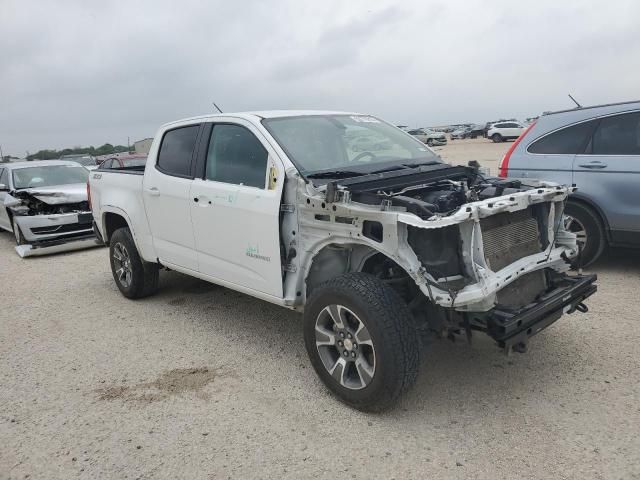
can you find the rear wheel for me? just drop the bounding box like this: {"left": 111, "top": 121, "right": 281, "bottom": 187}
{"left": 109, "top": 227, "right": 159, "bottom": 298}
{"left": 491, "top": 133, "right": 503, "bottom": 143}
{"left": 563, "top": 202, "right": 605, "bottom": 266}
{"left": 303, "top": 273, "right": 419, "bottom": 412}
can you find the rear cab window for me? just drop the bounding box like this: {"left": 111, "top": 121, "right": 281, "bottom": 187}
{"left": 157, "top": 125, "right": 200, "bottom": 177}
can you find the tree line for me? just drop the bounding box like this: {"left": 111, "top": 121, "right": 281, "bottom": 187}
{"left": 25, "top": 143, "right": 131, "bottom": 161}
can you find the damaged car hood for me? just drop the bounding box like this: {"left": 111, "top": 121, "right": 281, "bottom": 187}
{"left": 17, "top": 183, "right": 88, "bottom": 205}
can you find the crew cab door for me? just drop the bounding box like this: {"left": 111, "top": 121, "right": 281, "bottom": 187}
{"left": 573, "top": 111, "right": 640, "bottom": 245}
{"left": 142, "top": 124, "right": 201, "bottom": 271}
{"left": 189, "top": 120, "right": 284, "bottom": 298}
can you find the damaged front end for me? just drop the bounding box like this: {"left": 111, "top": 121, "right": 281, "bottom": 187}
{"left": 6, "top": 185, "right": 100, "bottom": 257}
{"left": 290, "top": 162, "right": 597, "bottom": 353}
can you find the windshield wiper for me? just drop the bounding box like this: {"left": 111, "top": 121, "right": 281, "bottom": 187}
{"left": 306, "top": 170, "right": 365, "bottom": 179}
{"left": 369, "top": 161, "right": 442, "bottom": 174}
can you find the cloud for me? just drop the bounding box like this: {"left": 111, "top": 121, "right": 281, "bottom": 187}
{"left": 1, "top": 0, "right": 639, "bottom": 155}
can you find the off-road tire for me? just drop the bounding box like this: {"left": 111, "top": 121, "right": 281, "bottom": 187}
{"left": 109, "top": 227, "right": 159, "bottom": 299}
{"left": 491, "top": 133, "right": 503, "bottom": 143}
{"left": 303, "top": 272, "right": 419, "bottom": 412}
{"left": 12, "top": 218, "right": 25, "bottom": 246}
{"left": 564, "top": 201, "right": 605, "bottom": 266}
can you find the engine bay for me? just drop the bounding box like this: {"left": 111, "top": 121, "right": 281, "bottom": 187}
{"left": 339, "top": 164, "right": 528, "bottom": 219}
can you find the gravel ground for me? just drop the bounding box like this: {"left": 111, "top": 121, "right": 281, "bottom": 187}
{"left": 1, "top": 141, "right": 639, "bottom": 479}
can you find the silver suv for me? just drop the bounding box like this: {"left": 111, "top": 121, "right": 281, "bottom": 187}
{"left": 499, "top": 100, "right": 640, "bottom": 265}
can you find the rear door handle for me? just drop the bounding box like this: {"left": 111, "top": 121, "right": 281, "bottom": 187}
{"left": 145, "top": 187, "right": 160, "bottom": 196}
{"left": 577, "top": 161, "right": 607, "bottom": 169}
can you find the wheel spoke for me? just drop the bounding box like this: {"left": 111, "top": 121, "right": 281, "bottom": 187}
{"left": 116, "top": 267, "right": 125, "bottom": 280}
{"left": 113, "top": 247, "right": 123, "bottom": 261}
{"left": 355, "top": 357, "right": 374, "bottom": 387}
{"left": 325, "top": 305, "right": 346, "bottom": 329}
{"left": 315, "top": 326, "right": 336, "bottom": 347}
{"left": 328, "top": 357, "right": 348, "bottom": 387}
{"left": 354, "top": 322, "right": 373, "bottom": 347}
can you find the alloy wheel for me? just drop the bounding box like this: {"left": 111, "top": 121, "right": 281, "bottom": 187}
{"left": 564, "top": 215, "right": 588, "bottom": 250}
{"left": 112, "top": 242, "right": 133, "bottom": 288}
{"left": 314, "top": 304, "right": 376, "bottom": 390}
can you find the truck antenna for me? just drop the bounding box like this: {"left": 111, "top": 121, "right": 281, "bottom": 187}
{"left": 212, "top": 102, "right": 223, "bottom": 113}
{"left": 568, "top": 94, "right": 582, "bottom": 109}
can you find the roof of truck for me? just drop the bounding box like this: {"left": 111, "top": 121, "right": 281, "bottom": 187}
{"left": 162, "top": 110, "right": 362, "bottom": 128}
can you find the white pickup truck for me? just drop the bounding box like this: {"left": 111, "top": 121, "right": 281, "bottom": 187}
{"left": 89, "top": 110, "right": 597, "bottom": 411}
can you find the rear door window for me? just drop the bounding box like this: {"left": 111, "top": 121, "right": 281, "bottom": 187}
{"left": 528, "top": 120, "right": 598, "bottom": 154}
{"left": 591, "top": 112, "right": 640, "bottom": 155}
{"left": 157, "top": 125, "right": 200, "bottom": 177}
{"left": 205, "top": 124, "right": 268, "bottom": 188}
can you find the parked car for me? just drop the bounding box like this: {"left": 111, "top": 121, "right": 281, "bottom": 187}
{"left": 487, "top": 122, "right": 525, "bottom": 143}
{"left": 0, "top": 160, "right": 99, "bottom": 257}
{"left": 407, "top": 128, "right": 447, "bottom": 146}
{"left": 450, "top": 127, "right": 471, "bottom": 140}
{"left": 88, "top": 110, "right": 596, "bottom": 411}
{"left": 498, "top": 99, "right": 640, "bottom": 265}
{"left": 60, "top": 154, "right": 97, "bottom": 170}
{"left": 100, "top": 154, "right": 147, "bottom": 169}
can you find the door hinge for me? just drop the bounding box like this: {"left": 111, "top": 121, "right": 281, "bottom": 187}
{"left": 280, "top": 204, "right": 295, "bottom": 213}
{"left": 282, "top": 262, "right": 297, "bottom": 273}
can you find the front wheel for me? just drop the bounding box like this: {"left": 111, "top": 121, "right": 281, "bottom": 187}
{"left": 109, "top": 227, "right": 159, "bottom": 299}
{"left": 303, "top": 273, "right": 419, "bottom": 412}
{"left": 12, "top": 219, "right": 26, "bottom": 246}
{"left": 426, "top": 139, "right": 434, "bottom": 147}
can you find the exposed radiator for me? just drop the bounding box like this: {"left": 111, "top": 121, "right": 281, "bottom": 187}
{"left": 480, "top": 208, "right": 542, "bottom": 272}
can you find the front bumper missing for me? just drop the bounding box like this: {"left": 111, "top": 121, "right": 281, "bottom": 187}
{"left": 485, "top": 274, "right": 597, "bottom": 352}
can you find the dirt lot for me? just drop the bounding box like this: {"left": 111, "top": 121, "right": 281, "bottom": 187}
{"left": 1, "top": 140, "right": 639, "bottom": 479}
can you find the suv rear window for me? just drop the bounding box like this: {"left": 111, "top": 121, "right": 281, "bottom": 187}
{"left": 157, "top": 125, "right": 200, "bottom": 177}
{"left": 528, "top": 120, "right": 597, "bottom": 155}
{"left": 592, "top": 112, "right": 640, "bottom": 155}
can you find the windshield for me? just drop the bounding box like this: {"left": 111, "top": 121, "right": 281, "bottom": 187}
{"left": 262, "top": 115, "right": 440, "bottom": 177}
{"left": 12, "top": 165, "right": 89, "bottom": 189}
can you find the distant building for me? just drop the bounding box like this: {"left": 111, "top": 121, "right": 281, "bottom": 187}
{"left": 134, "top": 138, "right": 153, "bottom": 155}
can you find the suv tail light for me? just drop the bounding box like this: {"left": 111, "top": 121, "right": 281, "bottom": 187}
{"left": 498, "top": 120, "right": 536, "bottom": 177}
{"left": 86, "top": 181, "right": 92, "bottom": 210}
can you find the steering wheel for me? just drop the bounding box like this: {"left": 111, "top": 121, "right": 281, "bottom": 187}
{"left": 353, "top": 151, "right": 377, "bottom": 162}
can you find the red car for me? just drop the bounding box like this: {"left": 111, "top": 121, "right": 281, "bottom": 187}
{"left": 99, "top": 154, "right": 147, "bottom": 169}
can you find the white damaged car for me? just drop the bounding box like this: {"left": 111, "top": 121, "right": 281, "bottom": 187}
{"left": 0, "top": 160, "right": 100, "bottom": 257}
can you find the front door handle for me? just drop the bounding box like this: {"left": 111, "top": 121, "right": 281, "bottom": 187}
{"left": 577, "top": 161, "right": 607, "bottom": 169}
{"left": 145, "top": 187, "right": 160, "bottom": 196}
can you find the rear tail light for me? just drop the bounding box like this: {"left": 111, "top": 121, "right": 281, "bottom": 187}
{"left": 86, "top": 181, "right": 92, "bottom": 209}
{"left": 498, "top": 120, "right": 536, "bottom": 178}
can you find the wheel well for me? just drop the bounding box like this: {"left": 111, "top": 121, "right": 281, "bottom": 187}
{"left": 305, "top": 244, "right": 408, "bottom": 298}
{"left": 103, "top": 212, "right": 129, "bottom": 243}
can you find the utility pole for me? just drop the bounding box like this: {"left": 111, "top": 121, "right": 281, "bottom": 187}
{"left": 127, "top": 136, "right": 130, "bottom": 152}
{"left": 0, "top": 143, "right": 4, "bottom": 162}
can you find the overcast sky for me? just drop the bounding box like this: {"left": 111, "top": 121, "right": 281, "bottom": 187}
{"left": 1, "top": 0, "right": 639, "bottom": 156}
